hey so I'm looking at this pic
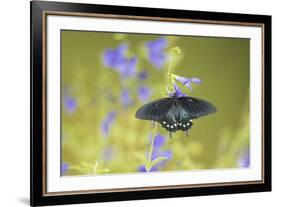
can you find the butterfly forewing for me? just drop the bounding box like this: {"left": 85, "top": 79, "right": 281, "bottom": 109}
{"left": 177, "top": 97, "right": 217, "bottom": 119}
{"left": 135, "top": 98, "right": 172, "bottom": 121}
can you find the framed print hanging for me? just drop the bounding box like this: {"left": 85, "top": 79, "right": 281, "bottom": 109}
{"left": 30, "top": 1, "right": 271, "bottom": 206}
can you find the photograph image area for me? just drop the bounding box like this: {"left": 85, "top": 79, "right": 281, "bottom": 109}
{"left": 61, "top": 30, "right": 250, "bottom": 176}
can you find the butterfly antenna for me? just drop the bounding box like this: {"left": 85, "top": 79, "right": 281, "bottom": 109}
{"left": 169, "top": 131, "right": 173, "bottom": 139}
{"left": 185, "top": 130, "right": 189, "bottom": 137}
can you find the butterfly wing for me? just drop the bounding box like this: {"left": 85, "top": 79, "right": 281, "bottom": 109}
{"left": 177, "top": 96, "right": 217, "bottom": 119}
{"left": 135, "top": 96, "right": 216, "bottom": 133}
{"left": 135, "top": 98, "right": 173, "bottom": 122}
{"left": 135, "top": 98, "right": 190, "bottom": 132}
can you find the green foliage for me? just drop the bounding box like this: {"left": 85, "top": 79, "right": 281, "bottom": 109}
{"left": 70, "top": 161, "right": 110, "bottom": 175}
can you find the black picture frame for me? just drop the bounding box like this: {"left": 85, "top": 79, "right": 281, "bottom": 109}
{"left": 30, "top": 1, "right": 271, "bottom": 206}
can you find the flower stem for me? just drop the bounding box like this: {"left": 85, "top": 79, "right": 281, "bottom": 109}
{"left": 166, "top": 47, "right": 181, "bottom": 92}
{"left": 92, "top": 161, "right": 99, "bottom": 174}
{"left": 145, "top": 122, "right": 158, "bottom": 172}
{"left": 166, "top": 51, "right": 174, "bottom": 93}
{"left": 168, "top": 52, "right": 173, "bottom": 75}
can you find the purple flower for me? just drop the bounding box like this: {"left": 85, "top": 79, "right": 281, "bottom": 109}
{"left": 102, "top": 146, "right": 114, "bottom": 161}
{"left": 150, "top": 134, "right": 172, "bottom": 168}
{"left": 138, "top": 134, "right": 172, "bottom": 173}
{"left": 64, "top": 96, "right": 77, "bottom": 114}
{"left": 137, "top": 71, "right": 148, "bottom": 80}
{"left": 153, "top": 150, "right": 172, "bottom": 160}
{"left": 120, "top": 89, "right": 133, "bottom": 107}
{"left": 152, "top": 149, "right": 173, "bottom": 169}
{"left": 138, "top": 86, "right": 152, "bottom": 102}
{"left": 101, "top": 111, "right": 116, "bottom": 137}
{"left": 169, "top": 83, "right": 187, "bottom": 98}
{"left": 138, "top": 165, "right": 158, "bottom": 172}
{"left": 151, "top": 149, "right": 173, "bottom": 168}
{"left": 238, "top": 150, "right": 250, "bottom": 168}
{"left": 103, "top": 44, "right": 137, "bottom": 79}
{"left": 61, "top": 162, "right": 69, "bottom": 175}
{"left": 103, "top": 44, "right": 127, "bottom": 68}
{"left": 162, "top": 150, "right": 173, "bottom": 160}
{"left": 117, "top": 57, "right": 137, "bottom": 79}
{"left": 151, "top": 133, "right": 165, "bottom": 148}
{"left": 146, "top": 38, "right": 167, "bottom": 69}
{"left": 173, "top": 74, "right": 202, "bottom": 91}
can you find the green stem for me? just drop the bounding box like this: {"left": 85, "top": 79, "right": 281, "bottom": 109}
{"left": 166, "top": 50, "right": 174, "bottom": 93}
{"left": 92, "top": 161, "right": 99, "bottom": 174}
{"left": 145, "top": 122, "right": 158, "bottom": 171}
{"left": 168, "top": 52, "right": 173, "bottom": 75}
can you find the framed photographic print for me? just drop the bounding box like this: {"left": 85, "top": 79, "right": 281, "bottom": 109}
{"left": 30, "top": 0, "right": 271, "bottom": 206}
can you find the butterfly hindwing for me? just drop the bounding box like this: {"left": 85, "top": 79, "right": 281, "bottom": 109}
{"left": 160, "top": 104, "right": 193, "bottom": 132}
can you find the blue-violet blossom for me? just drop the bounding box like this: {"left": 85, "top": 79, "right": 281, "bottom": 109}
{"left": 237, "top": 150, "right": 250, "bottom": 168}
{"left": 138, "top": 86, "right": 152, "bottom": 102}
{"left": 61, "top": 162, "right": 69, "bottom": 175}
{"left": 146, "top": 38, "right": 167, "bottom": 69}
{"left": 173, "top": 74, "right": 202, "bottom": 91}
{"left": 64, "top": 96, "right": 77, "bottom": 114}
{"left": 101, "top": 111, "right": 116, "bottom": 137}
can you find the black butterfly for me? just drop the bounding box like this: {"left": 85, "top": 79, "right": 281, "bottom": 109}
{"left": 135, "top": 96, "right": 216, "bottom": 137}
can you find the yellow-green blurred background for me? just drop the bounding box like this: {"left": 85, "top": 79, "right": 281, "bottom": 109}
{"left": 61, "top": 30, "right": 250, "bottom": 176}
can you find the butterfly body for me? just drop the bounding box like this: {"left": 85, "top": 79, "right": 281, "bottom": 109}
{"left": 135, "top": 96, "right": 216, "bottom": 134}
